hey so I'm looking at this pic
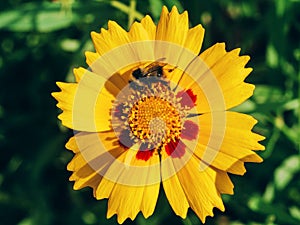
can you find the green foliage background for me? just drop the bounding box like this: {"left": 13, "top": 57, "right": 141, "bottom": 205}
{"left": 0, "top": 0, "right": 299, "bottom": 224}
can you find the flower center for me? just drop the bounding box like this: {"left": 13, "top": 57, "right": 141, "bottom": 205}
{"left": 128, "top": 96, "right": 182, "bottom": 148}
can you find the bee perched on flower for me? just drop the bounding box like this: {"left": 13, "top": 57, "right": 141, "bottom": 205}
{"left": 52, "top": 6, "right": 265, "bottom": 224}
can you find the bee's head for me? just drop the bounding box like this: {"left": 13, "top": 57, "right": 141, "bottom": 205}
{"left": 132, "top": 68, "right": 143, "bottom": 79}
{"left": 156, "top": 67, "right": 163, "bottom": 77}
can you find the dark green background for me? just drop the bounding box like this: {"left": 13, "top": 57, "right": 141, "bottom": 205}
{"left": 0, "top": 0, "right": 299, "bottom": 224}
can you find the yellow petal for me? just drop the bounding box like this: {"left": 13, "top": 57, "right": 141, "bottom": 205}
{"left": 156, "top": 6, "right": 189, "bottom": 46}
{"left": 222, "top": 82, "right": 255, "bottom": 109}
{"left": 199, "top": 44, "right": 254, "bottom": 109}
{"left": 52, "top": 68, "right": 121, "bottom": 132}
{"left": 129, "top": 21, "right": 152, "bottom": 41}
{"left": 85, "top": 51, "right": 100, "bottom": 67}
{"left": 163, "top": 152, "right": 225, "bottom": 223}
{"left": 191, "top": 111, "right": 264, "bottom": 175}
{"left": 140, "top": 15, "right": 156, "bottom": 40}
{"left": 65, "top": 136, "right": 79, "bottom": 153}
{"left": 91, "top": 21, "right": 130, "bottom": 56}
{"left": 161, "top": 152, "right": 189, "bottom": 218}
{"left": 215, "top": 170, "right": 234, "bottom": 194}
{"left": 106, "top": 182, "right": 160, "bottom": 223}
{"left": 95, "top": 149, "right": 160, "bottom": 223}
{"left": 128, "top": 22, "right": 155, "bottom": 61}
{"left": 66, "top": 135, "right": 102, "bottom": 194}
{"left": 67, "top": 153, "right": 102, "bottom": 191}
{"left": 172, "top": 43, "right": 256, "bottom": 113}
{"left": 200, "top": 42, "right": 227, "bottom": 62}
{"left": 66, "top": 131, "right": 126, "bottom": 195}
{"left": 184, "top": 24, "right": 205, "bottom": 55}
{"left": 140, "top": 181, "right": 160, "bottom": 218}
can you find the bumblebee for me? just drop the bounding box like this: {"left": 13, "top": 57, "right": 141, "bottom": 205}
{"left": 129, "top": 58, "right": 178, "bottom": 91}
{"left": 132, "top": 58, "right": 168, "bottom": 79}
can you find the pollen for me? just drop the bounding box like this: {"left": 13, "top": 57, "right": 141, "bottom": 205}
{"left": 128, "top": 96, "right": 182, "bottom": 148}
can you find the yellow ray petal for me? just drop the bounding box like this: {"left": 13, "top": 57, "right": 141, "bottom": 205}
{"left": 192, "top": 144, "right": 247, "bottom": 175}
{"left": 162, "top": 152, "right": 225, "bottom": 223}
{"left": 128, "top": 22, "right": 155, "bottom": 61}
{"left": 129, "top": 21, "right": 152, "bottom": 41}
{"left": 200, "top": 42, "right": 227, "bottom": 62}
{"left": 85, "top": 51, "right": 100, "bottom": 68}
{"left": 107, "top": 184, "right": 144, "bottom": 223}
{"left": 156, "top": 6, "right": 189, "bottom": 46}
{"left": 215, "top": 170, "right": 234, "bottom": 194}
{"left": 190, "top": 111, "right": 264, "bottom": 174}
{"left": 172, "top": 43, "right": 256, "bottom": 113}
{"left": 52, "top": 68, "right": 121, "bottom": 132}
{"left": 181, "top": 158, "right": 225, "bottom": 222}
{"left": 199, "top": 111, "right": 265, "bottom": 150}
{"left": 70, "top": 132, "right": 126, "bottom": 174}
{"left": 199, "top": 44, "right": 254, "bottom": 109}
{"left": 91, "top": 21, "right": 130, "bottom": 56}
{"left": 95, "top": 149, "right": 160, "bottom": 223}
{"left": 106, "top": 181, "right": 160, "bottom": 223}
{"left": 67, "top": 153, "right": 102, "bottom": 191}
{"left": 66, "top": 131, "right": 126, "bottom": 194}
{"left": 184, "top": 24, "right": 205, "bottom": 55}
{"left": 222, "top": 82, "right": 255, "bottom": 109}
{"left": 161, "top": 151, "right": 189, "bottom": 218}
{"left": 140, "top": 181, "right": 160, "bottom": 218}
{"left": 140, "top": 15, "right": 156, "bottom": 40}
{"left": 65, "top": 136, "right": 79, "bottom": 153}
{"left": 156, "top": 6, "right": 169, "bottom": 41}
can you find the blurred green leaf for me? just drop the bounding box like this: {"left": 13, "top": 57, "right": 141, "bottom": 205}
{"left": 82, "top": 211, "right": 97, "bottom": 225}
{"left": 17, "top": 218, "right": 33, "bottom": 225}
{"left": 60, "top": 38, "right": 80, "bottom": 52}
{"left": 275, "top": 0, "right": 288, "bottom": 16}
{"left": 105, "top": 0, "right": 143, "bottom": 21}
{"left": 289, "top": 206, "right": 300, "bottom": 221}
{"left": 149, "top": 0, "right": 164, "bottom": 20}
{"left": 274, "top": 155, "right": 300, "bottom": 190}
{"left": 0, "top": 2, "right": 76, "bottom": 32}
{"left": 253, "top": 85, "right": 285, "bottom": 106}
{"left": 164, "top": 0, "right": 183, "bottom": 12}
{"left": 266, "top": 44, "right": 279, "bottom": 68}
{"left": 248, "top": 195, "right": 300, "bottom": 224}
{"left": 262, "top": 182, "right": 275, "bottom": 203}
{"left": 232, "top": 100, "right": 256, "bottom": 113}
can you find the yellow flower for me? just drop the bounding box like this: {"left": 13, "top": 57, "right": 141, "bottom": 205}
{"left": 52, "top": 6, "right": 265, "bottom": 224}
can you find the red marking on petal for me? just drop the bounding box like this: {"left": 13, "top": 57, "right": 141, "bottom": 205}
{"left": 181, "top": 120, "right": 199, "bottom": 140}
{"left": 136, "top": 150, "right": 154, "bottom": 161}
{"left": 176, "top": 89, "right": 197, "bottom": 108}
{"left": 165, "top": 139, "right": 186, "bottom": 158}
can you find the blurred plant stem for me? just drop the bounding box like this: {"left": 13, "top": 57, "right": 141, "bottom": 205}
{"left": 95, "top": 0, "right": 143, "bottom": 29}
{"left": 128, "top": 0, "right": 136, "bottom": 28}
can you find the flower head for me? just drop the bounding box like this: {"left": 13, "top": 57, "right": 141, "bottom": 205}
{"left": 52, "top": 6, "right": 265, "bottom": 224}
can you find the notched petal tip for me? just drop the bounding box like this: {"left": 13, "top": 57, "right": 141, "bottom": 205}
{"left": 73, "top": 67, "right": 86, "bottom": 82}
{"left": 107, "top": 20, "right": 118, "bottom": 28}
{"left": 216, "top": 42, "right": 226, "bottom": 48}
{"left": 66, "top": 161, "right": 74, "bottom": 172}
{"left": 55, "top": 81, "right": 75, "bottom": 91}
{"left": 108, "top": 20, "right": 127, "bottom": 33}
{"left": 90, "top": 30, "right": 99, "bottom": 37}
{"left": 85, "top": 51, "right": 100, "bottom": 66}
{"left": 51, "top": 91, "right": 60, "bottom": 100}
{"left": 162, "top": 5, "right": 169, "bottom": 13}
{"left": 231, "top": 47, "right": 241, "bottom": 56}
{"left": 170, "top": 5, "right": 179, "bottom": 14}
{"left": 106, "top": 211, "right": 128, "bottom": 224}
{"left": 55, "top": 81, "right": 64, "bottom": 89}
